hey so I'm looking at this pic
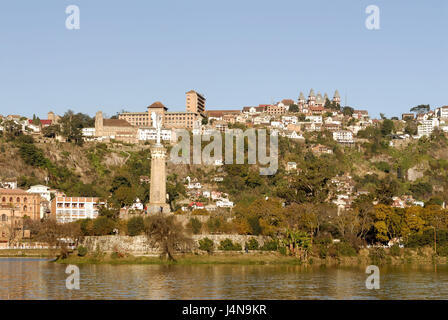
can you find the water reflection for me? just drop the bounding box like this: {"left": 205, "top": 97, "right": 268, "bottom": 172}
{"left": 1, "top": 258, "right": 447, "bottom": 299}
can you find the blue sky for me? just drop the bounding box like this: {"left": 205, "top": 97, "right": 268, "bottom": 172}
{"left": 0, "top": 0, "right": 446, "bottom": 119}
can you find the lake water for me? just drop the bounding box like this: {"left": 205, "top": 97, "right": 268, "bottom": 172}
{"left": 0, "top": 258, "right": 447, "bottom": 299}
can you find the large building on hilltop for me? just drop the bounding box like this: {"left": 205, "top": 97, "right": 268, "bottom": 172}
{"left": 297, "top": 89, "right": 341, "bottom": 112}
{"left": 118, "top": 90, "right": 205, "bottom": 130}
{"left": 186, "top": 90, "right": 206, "bottom": 115}
{"left": 95, "top": 111, "right": 137, "bottom": 143}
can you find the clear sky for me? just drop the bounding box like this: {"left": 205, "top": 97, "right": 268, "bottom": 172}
{"left": 0, "top": 0, "right": 446, "bottom": 119}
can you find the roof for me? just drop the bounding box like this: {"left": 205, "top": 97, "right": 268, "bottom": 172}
{"left": 28, "top": 119, "right": 52, "bottom": 125}
{"left": 103, "top": 119, "right": 133, "bottom": 127}
{"left": 205, "top": 110, "right": 240, "bottom": 117}
{"left": 0, "top": 188, "right": 29, "bottom": 195}
{"left": 148, "top": 101, "right": 167, "bottom": 110}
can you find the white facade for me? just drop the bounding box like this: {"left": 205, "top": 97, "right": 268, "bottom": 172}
{"left": 216, "top": 199, "right": 234, "bottom": 208}
{"left": 138, "top": 127, "right": 172, "bottom": 141}
{"left": 54, "top": 197, "right": 103, "bottom": 223}
{"left": 82, "top": 127, "right": 96, "bottom": 137}
{"left": 436, "top": 106, "right": 448, "bottom": 119}
{"left": 417, "top": 118, "right": 439, "bottom": 137}
{"left": 333, "top": 131, "right": 354, "bottom": 144}
{"left": 27, "top": 185, "right": 51, "bottom": 202}
{"left": 305, "top": 115, "right": 323, "bottom": 123}
{"left": 281, "top": 116, "right": 298, "bottom": 125}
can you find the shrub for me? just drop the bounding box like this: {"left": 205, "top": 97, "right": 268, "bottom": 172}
{"left": 127, "top": 216, "right": 144, "bottom": 236}
{"left": 247, "top": 216, "right": 262, "bottom": 235}
{"left": 333, "top": 242, "right": 357, "bottom": 257}
{"left": 77, "top": 245, "right": 88, "bottom": 257}
{"left": 369, "top": 247, "right": 386, "bottom": 264}
{"left": 389, "top": 244, "right": 401, "bottom": 257}
{"left": 218, "top": 239, "right": 242, "bottom": 251}
{"left": 437, "top": 246, "right": 448, "bottom": 257}
{"left": 261, "top": 240, "right": 278, "bottom": 251}
{"left": 207, "top": 217, "right": 222, "bottom": 234}
{"left": 80, "top": 218, "right": 93, "bottom": 236}
{"left": 93, "top": 216, "right": 115, "bottom": 236}
{"left": 190, "top": 218, "right": 202, "bottom": 235}
{"left": 247, "top": 238, "right": 259, "bottom": 250}
{"left": 198, "top": 237, "right": 214, "bottom": 254}
{"left": 318, "top": 245, "right": 328, "bottom": 259}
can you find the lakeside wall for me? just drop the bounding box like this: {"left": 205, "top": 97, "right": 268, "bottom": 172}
{"left": 81, "top": 234, "right": 270, "bottom": 256}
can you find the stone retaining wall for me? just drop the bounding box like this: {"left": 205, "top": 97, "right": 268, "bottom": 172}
{"left": 81, "top": 234, "right": 270, "bottom": 256}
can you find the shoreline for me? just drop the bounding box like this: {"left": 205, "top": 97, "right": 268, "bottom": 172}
{"left": 0, "top": 249, "right": 56, "bottom": 258}
{"left": 54, "top": 247, "right": 448, "bottom": 266}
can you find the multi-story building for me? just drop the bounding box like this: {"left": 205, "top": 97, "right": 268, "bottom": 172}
{"left": 186, "top": 90, "right": 206, "bottom": 115}
{"left": 51, "top": 197, "right": 103, "bottom": 223}
{"left": 0, "top": 188, "right": 41, "bottom": 246}
{"left": 0, "top": 188, "right": 41, "bottom": 221}
{"left": 266, "top": 105, "right": 286, "bottom": 115}
{"left": 436, "top": 106, "right": 448, "bottom": 119}
{"left": 333, "top": 130, "right": 354, "bottom": 144}
{"left": 138, "top": 127, "right": 174, "bottom": 142}
{"left": 119, "top": 92, "right": 205, "bottom": 130}
{"left": 95, "top": 111, "right": 137, "bottom": 143}
{"left": 0, "top": 207, "right": 24, "bottom": 247}
{"left": 417, "top": 118, "right": 440, "bottom": 137}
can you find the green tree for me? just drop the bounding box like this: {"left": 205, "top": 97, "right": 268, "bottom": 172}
{"left": 127, "top": 216, "right": 145, "bottom": 236}
{"left": 144, "top": 213, "right": 193, "bottom": 261}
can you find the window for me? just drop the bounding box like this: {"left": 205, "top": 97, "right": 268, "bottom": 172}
{"left": 16, "top": 197, "right": 20, "bottom": 203}
{"left": 1, "top": 214, "right": 7, "bottom": 222}
{"left": 1, "top": 197, "right": 5, "bottom": 202}
{"left": 9, "top": 197, "right": 13, "bottom": 202}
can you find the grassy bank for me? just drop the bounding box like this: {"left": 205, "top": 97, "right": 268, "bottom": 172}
{"left": 57, "top": 252, "right": 305, "bottom": 266}
{"left": 0, "top": 249, "right": 56, "bottom": 258}
{"left": 56, "top": 247, "right": 448, "bottom": 266}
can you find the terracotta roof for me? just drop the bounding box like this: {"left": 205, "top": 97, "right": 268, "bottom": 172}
{"left": 148, "top": 101, "right": 167, "bottom": 110}
{"left": 28, "top": 119, "right": 52, "bottom": 125}
{"left": 103, "top": 119, "right": 133, "bottom": 127}
{"left": 205, "top": 110, "right": 240, "bottom": 117}
{"left": 0, "top": 188, "right": 29, "bottom": 195}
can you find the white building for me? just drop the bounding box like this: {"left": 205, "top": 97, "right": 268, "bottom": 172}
{"left": 305, "top": 115, "right": 323, "bottom": 123}
{"left": 82, "top": 128, "right": 96, "bottom": 137}
{"left": 436, "top": 106, "right": 448, "bottom": 119}
{"left": 333, "top": 130, "right": 354, "bottom": 144}
{"left": 281, "top": 116, "right": 298, "bottom": 125}
{"left": 138, "top": 127, "right": 173, "bottom": 141}
{"left": 417, "top": 118, "right": 439, "bottom": 137}
{"left": 270, "top": 121, "right": 284, "bottom": 129}
{"left": 52, "top": 197, "right": 103, "bottom": 223}
{"left": 216, "top": 199, "right": 234, "bottom": 208}
{"left": 27, "top": 185, "right": 51, "bottom": 202}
